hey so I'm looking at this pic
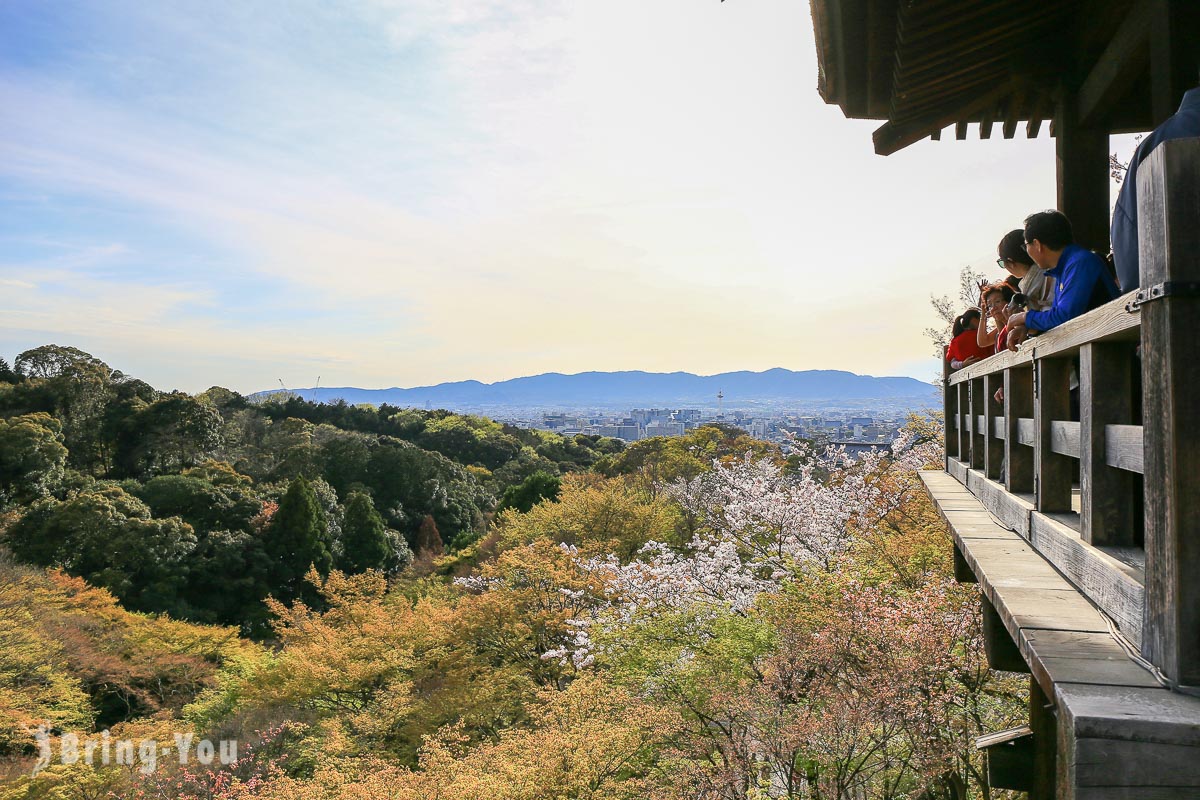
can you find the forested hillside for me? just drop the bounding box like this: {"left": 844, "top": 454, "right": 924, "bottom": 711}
{"left": 0, "top": 345, "right": 1026, "bottom": 799}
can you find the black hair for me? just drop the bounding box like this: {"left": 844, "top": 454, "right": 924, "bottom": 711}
{"left": 952, "top": 308, "right": 982, "bottom": 338}
{"left": 1024, "top": 210, "right": 1074, "bottom": 250}
{"left": 1002, "top": 273, "right": 1021, "bottom": 293}
{"left": 998, "top": 229, "right": 1035, "bottom": 266}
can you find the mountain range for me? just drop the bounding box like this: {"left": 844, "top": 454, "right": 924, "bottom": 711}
{"left": 252, "top": 368, "right": 936, "bottom": 410}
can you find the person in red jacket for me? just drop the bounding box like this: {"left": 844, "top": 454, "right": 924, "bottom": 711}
{"left": 946, "top": 308, "right": 990, "bottom": 371}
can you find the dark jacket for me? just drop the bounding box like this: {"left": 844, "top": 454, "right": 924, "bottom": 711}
{"left": 1110, "top": 87, "right": 1200, "bottom": 292}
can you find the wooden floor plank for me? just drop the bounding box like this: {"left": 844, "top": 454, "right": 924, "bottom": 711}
{"left": 922, "top": 468, "right": 1200, "bottom": 794}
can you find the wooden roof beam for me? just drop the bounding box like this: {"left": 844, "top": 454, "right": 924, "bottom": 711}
{"left": 1077, "top": 1, "right": 1152, "bottom": 128}
{"left": 833, "top": 0, "right": 870, "bottom": 117}
{"left": 1027, "top": 90, "right": 1050, "bottom": 138}
{"left": 1003, "top": 89, "right": 1023, "bottom": 139}
{"left": 980, "top": 106, "right": 995, "bottom": 140}
{"left": 873, "top": 84, "right": 1010, "bottom": 155}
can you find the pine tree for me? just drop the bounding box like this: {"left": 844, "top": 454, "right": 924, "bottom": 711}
{"left": 0, "top": 357, "right": 19, "bottom": 384}
{"left": 264, "top": 476, "right": 331, "bottom": 601}
{"left": 339, "top": 491, "right": 390, "bottom": 574}
{"left": 415, "top": 514, "right": 444, "bottom": 557}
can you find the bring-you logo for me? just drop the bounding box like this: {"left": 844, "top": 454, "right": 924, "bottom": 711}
{"left": 30, "top": 722, "right": 237, "bottom": 775}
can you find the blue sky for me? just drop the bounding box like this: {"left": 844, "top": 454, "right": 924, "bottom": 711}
{"left": 0, "top": 1, "right": 1140, "bottom": 393}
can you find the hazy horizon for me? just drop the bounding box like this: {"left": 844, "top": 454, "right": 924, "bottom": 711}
{"left": 259, "top": 364, "right": 932, "bottom": 391}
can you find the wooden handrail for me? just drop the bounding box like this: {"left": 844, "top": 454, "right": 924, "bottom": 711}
{"left": 946, "top": 289, "right": 1141, "bottom": 385}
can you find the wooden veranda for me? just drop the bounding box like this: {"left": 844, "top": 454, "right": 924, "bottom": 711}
{"left": 810, "top": 1, "right": 1200, "bottom": 797}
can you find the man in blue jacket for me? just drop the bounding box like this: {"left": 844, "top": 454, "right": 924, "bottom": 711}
{"left": 1110, "top": 84, "right": 1200, "bottom": 292}
{"left": 1006, "top": 210, "right": 1119, "bottom": 348}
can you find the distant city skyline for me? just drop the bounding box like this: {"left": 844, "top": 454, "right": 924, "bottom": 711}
{"left": 1, "top": 1, "right": 1141, "bottom": 394}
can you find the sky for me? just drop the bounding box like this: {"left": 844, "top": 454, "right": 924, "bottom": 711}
{"left": 0, "top": 0, "right": 1142, "bottom": 394}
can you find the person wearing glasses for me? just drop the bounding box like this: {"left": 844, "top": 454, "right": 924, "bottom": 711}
{"left": 1005, "top": 210, "right": 1119, "bottom": 351}
{"left": 996, "top": 229, "right": 1053, "bottom": 311}
{"left": 974, "top": 282, "right": 1016, "bottom": 355}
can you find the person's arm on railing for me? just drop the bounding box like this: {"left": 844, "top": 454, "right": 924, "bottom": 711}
{"left": 1005, "top": 324, "right": 1029, "bottom": 352}
{"left": 949, "top": 356, "right": 980, "bottom": 370}
{"left": 1020, "top": 251, "right": 1115, "bottom": 332}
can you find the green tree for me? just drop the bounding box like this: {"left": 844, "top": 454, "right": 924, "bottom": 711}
{"left": 496, "top": 470, "right": 561, "bottom": 514}
{"left": 13, "top": 344, "right": 111, "bottom": 380}
{"left": 417, "top": 415, "right": 521, "bottom": 470}
{"left": 0, "top": 412, "right": 68, "bottom": 506}
{"left": 115, "top": 392, "right": 223, "bottom": 477}
{"left": 13, "top": 345, "right": 116, "bottom": 472}
{"left": 263, "top": 417, "right": 321, "bottom": 480}
{"left": 182, "top": 458, "right": 254, "bottom": 488}
{"left": 364, "top": 438, "right": 490, "bottom": 547}
{"left": 186, "top": 527, "right": 275, "bottom": 631}
{"left": 318, "top": 429, "right": 374, "bottom": 498}
{"left": 135, "top": 473, "right": 261, "bottom": 533}
{"left": 0, "top": 356, "right": 20, "bottom": 384}
{"left": 339, "top": 491, "right": 392, "bottom": 574}
{"left": 264, "top": 476, "right": 332, "bottom": 602}
{"left": 4, "top": 486, "right": 197, "bottom": 614}
{"left": 195, "top": 385, "right": 248, "bottom": 414}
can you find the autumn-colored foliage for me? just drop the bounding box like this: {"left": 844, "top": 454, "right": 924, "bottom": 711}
{"left": 0, "top": 405, "right": 1025, "bottom": 800}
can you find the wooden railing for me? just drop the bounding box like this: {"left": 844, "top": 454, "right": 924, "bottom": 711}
{"left": 945, "top": 290, "right": 1146, "bottom": 640}
{"left": 942, "top": 137, "right": 1200, "bottom": 688}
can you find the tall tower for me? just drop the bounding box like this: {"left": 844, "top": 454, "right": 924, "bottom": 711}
{"left": 717, "top": 389, "right": 724, "bottom": 420}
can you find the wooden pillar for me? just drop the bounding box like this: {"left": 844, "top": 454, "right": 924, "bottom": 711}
{"left": 1138, "top": 139, "right": 1200, "bottom": 686}
{"left": 1055, "top": 96, "right": 1110, "bottom": 253}
{"left": 1080, "top": 342, "right": 1137, "bottom": 546}
{"left": 1149, "top": 0, "right": 1200, "bottom": 125}
{"left": 954, "top": 543, "right": 977, "bottom": 583}
{"left": 1029, "top": 677, "right": 1057, "bottom": 800}
{"left": 971, "top": 378, "right": 986, "bottom": 471}
{"left": 981, "top": 595, "right": 1028, "bottom": 673}
{"left": 983, "top": 372, "right": 1004, "bottom": 481}
{"left": 1035, "top": 358, "right": 1073, "bottom": 512}
{"left": 1005, "top": 367, "right": 1034, "bottom": 494}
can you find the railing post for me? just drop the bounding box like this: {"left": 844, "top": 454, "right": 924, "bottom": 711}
{"left": 1080, "top": 342, "right": 1136, "bottom": 546}
{"left": 983, "top": 372, "right": 1004, "bottom": 480}
{"left": 944, "top": 362, "right": 957, "bottom": 465}
{"left": 957, "top": 382, "right": 968, "bottom": 464}
{"left": 1035, "top": 358, "right": 1073, "bottom": 512}
{"left": 971, "top": 377, "right": 986, "bottom": 471}
{"left": 1005, "top": 367, "right": 1034, "bottom": 494}
{"left": 1138, "top": 138, "right": 1200, "bottom": 686}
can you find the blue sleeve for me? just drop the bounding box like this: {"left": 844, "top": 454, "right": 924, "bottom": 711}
{"left": 1025, "top": 257, "right": 1103, "bottom": 332}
